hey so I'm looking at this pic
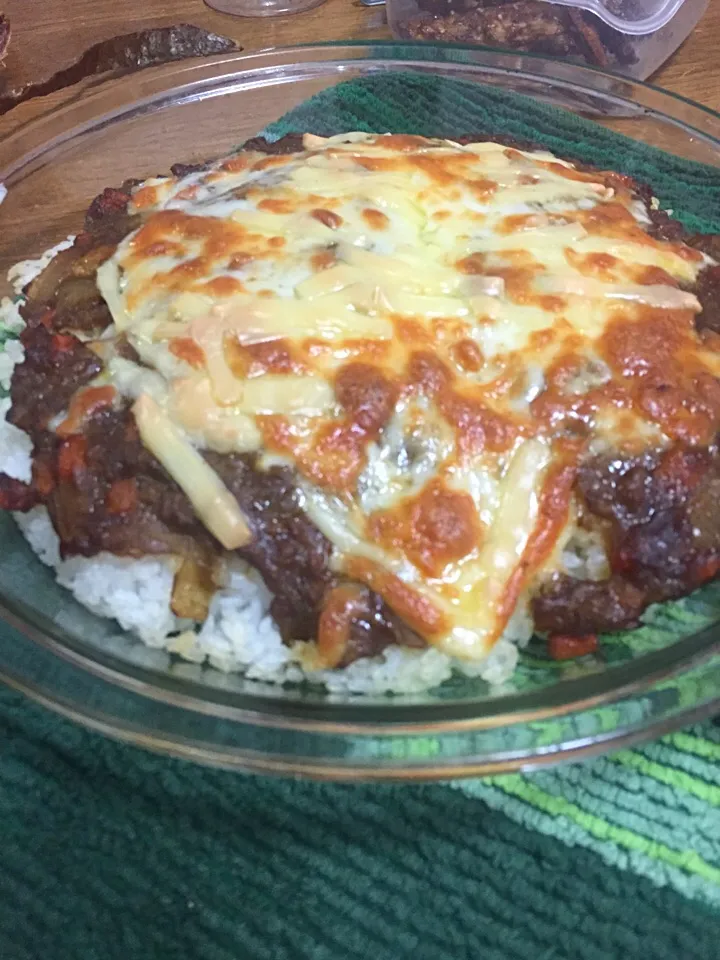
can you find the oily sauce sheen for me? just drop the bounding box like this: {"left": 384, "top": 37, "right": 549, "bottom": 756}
{"left": 88, "top": 132, "right": 719, "bottom": 664}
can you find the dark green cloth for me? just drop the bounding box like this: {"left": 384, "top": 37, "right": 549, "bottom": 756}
{"left": 2, "top": 688, "right": 719, "bottom": 960}
{"left": 2, "top": 72, "right": 720, "bottom": 959}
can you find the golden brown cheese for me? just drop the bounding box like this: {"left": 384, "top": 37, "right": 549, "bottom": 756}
{"left": 94, "top": 132, "right": 717, "bottom": 663}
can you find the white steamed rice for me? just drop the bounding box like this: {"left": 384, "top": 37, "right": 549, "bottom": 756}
{"left": 0, "top": 240, "right": 532, "bottom": 694}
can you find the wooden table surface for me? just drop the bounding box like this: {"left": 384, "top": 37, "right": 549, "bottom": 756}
{"left": 0, "top": 0, "right": 718, "bottom": 141}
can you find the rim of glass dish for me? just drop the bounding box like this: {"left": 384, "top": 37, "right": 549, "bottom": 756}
{"left": 3, "top": 41, "right": 720, "bottom": 176}
{"left": 3, "top": 668, "right": 719, "bottom": 781}
{"left": 1, "top": 42, "right": 719, "bottom": 739}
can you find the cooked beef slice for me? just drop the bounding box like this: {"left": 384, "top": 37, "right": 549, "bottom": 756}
{"left": 533, "top": 574, "right": 647, "bottom": 634}
{"left": 204, "top": 453, "right": 334, "bottom": 641}
{"left": 0, "top": 474, "right": 39, "bottom": 512}
{"left": 8, "top": 324, "right": 102, "bottom": 436}
{"left": 532, "top": 447, "right": 720, "bottom": 635}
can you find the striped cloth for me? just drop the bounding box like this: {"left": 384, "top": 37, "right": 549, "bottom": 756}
{"left": 2, "top": 72, "right": 720, "bottom": 957}
{"left": 1, "top": 688, "right": 719, "bottom": 959}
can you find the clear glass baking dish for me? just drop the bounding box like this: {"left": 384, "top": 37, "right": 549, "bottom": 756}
{"left": 0, "top": 42, "right": 719, "bottom": 780}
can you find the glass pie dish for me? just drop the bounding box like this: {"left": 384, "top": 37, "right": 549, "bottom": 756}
{"left": 0, "top": 42, "right": 719, "bottom": 780}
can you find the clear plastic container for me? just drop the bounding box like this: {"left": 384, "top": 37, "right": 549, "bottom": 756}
{"left": 387, "top": 0, "right": 708, "bottom": 79}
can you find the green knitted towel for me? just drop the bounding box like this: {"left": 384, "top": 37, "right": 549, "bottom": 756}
{"left": 2, "top": 73, "right": 720, "bottom": 960}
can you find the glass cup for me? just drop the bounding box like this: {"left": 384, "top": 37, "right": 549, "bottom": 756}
{"left": 204, "top": 0, "right": 327, "bottom": 17}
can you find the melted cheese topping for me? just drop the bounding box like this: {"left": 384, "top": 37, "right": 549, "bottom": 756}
{"left": 95, "top": 132, "right": 718, "bottom": 663}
